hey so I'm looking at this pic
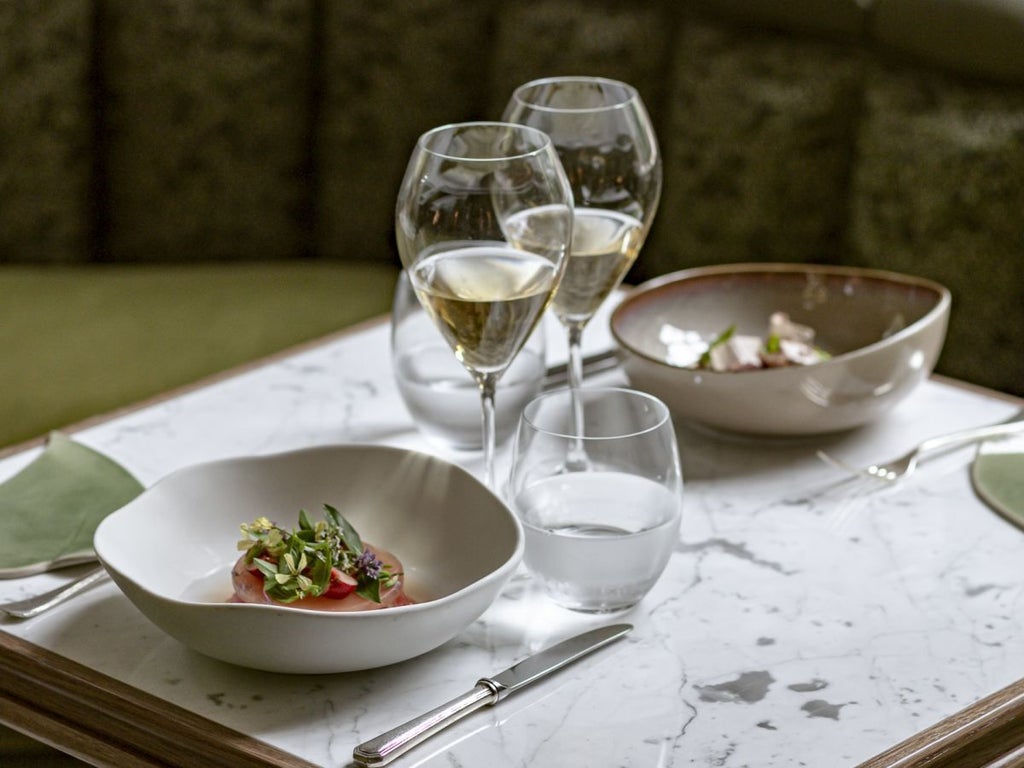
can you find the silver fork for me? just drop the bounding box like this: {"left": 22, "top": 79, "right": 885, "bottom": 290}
{"left": 818, "top": 409, "right": 1024, "bottom": 483}
{"left": 0, "top": 565, "right": 109, "bottom": 619}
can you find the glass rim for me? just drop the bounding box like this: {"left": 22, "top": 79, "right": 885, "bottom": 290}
{"left": 520, "top": 386, "right": 672, "bottom": 440}
{"left": 415, "top": 121, "right": 555, "bottom": 162}
{"left": 509, "top": 75, "right": 642, "bottom": 115}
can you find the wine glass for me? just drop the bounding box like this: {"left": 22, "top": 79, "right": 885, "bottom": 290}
{"left": 507, "top": 387, "right": 682, "bottom": 613}
{"left": 395, "top": 122, "right": 573, "bottom": 488}
{"left": 391, "top": 269, "right": 548, "bottom": 451}
{"left": 502, "top": 76, "right": 662, "bottom": 395}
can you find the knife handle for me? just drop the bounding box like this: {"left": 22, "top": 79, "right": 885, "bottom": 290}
{"left": 352, "top": 681, "right": 498, "bottom": 766}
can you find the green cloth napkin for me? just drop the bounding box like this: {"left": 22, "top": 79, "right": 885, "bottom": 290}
{"left": 972, "top": 446, "right": 1024, "bottom": 532}
{"left": 0, "top": 432, "right": 143, "bottom": 577}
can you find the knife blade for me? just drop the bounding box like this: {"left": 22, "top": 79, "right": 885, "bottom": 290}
{"left": 352, "top": 623, "right": 632, "bottom": 766}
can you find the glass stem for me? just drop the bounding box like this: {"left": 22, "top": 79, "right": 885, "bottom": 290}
{"left": 567, "top": 323, "right": 586, "bottom": 393}
{"left": 566, "top": 322, "right": 588, "bottom": 469}
{"left": 479, "top": 373, "right": 498, "bottom": 489}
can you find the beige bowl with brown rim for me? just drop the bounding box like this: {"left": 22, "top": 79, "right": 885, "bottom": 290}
{"left": 610, "top": 263, "right": 951, "bottom": 436}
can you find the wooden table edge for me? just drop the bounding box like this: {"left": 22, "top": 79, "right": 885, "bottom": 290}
{"left": 0, "top": 631, "right": 318, "bottom": 768}
{"left": 855, "top": 674, "right": 1024, "bottom": 768}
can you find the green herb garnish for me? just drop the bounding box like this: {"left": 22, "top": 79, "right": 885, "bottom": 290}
{"left": 237, "top": 504, "right": 398, "bottom": 604}
{"left": 698, "top": 324, "right": 736, "bottom": 368}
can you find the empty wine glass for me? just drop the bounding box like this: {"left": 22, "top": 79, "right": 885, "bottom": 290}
{"left": 395, "top": 122, "right": 573, "bottom": 488}
{"left": 503, "top": 76, "right": 662, "bottom": 396}
{"left": 508, "top": 387, "right": 683, "bottom": 613}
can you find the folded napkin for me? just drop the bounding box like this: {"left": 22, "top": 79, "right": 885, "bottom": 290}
{"left": 0, "top": 432, "right": 143, "bottom": 577}
{"left": 972, "top": 435, "right": 1024, "bottom": 532}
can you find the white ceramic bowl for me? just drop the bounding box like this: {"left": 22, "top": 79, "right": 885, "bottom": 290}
{"left": 610, "top": 263, "right": 951, "bottom": 436}
{"left": 94, "top": 444, "right": 523, "bottom": 674}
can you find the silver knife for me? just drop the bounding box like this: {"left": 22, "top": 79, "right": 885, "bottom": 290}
{"left": 352, "top": 623, "right": 632, "bottom": 766}
{"left": 542, "top": 349, "right": 621, "bottom": 389}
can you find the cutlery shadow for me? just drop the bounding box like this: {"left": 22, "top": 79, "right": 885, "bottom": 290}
{"left": 676, "top": 420, "right": 861, "bottom": 485}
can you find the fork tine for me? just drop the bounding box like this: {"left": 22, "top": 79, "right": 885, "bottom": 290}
{"left": 820, "top": 411, "right": 1024, "bottom": 486}
{"left": 868, "top": 464, "right": 900, "bottom": 482}
{"left": 816, "top": 450, "right": 906, "bottom": 482}
{"left": 816, "top": 450, "right": 862, "bottom": 475}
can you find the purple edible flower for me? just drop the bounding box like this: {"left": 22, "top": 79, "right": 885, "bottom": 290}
{"left": 356, "top": 549, "right": 383, "bottom": 580}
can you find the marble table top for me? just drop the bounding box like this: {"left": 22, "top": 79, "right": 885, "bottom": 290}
{"left": 1, "top": 308, "right": 1022, "bottom": 768}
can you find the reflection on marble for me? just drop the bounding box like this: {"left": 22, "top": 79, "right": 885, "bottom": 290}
{"left": 1, "top": 309, "right": 1022, "bottom": 768}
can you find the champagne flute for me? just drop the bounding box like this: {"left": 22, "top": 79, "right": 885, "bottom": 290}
{"left": 395, "top": 122, "right": 573, "bottom": 488}
{"left": 502, "top": 76, "right": 662, "bottom": 395}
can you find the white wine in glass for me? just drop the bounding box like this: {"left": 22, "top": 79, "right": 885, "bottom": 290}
{"left": 390, "top": 269, "right": 548, "bottom": 451}
{"left": 395, "top": 122, "right": 573, "bottom": 488}
{"left": 503, "top": 76, "right": 662, "bottom": 391}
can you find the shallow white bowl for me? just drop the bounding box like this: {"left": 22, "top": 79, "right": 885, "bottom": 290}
{"left": 610, "top": 263, "right": 951, "bottom": 436}
{"left": 94, "top": 444, "right": 523, "bottom": 674}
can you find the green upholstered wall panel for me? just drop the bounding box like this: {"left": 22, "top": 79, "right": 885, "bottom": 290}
{"left": 643, "top": 20, "right": 864, "bottom": 280}
{"left": 689, "top": 0, "right": 869, "bottom": 40}
{"left": 100, "top": 0, "right": 311, "bottom": 261}
{"left": 315, "top": 0, "right": 491, "bottom": 264}
{"left": 486, "top": 0, "right": 672, "bottom": 118}
{"left": 848, "top": 63, "right": 1024, "bottom": 394}
{"left": 0, "top": 2, "right": 92, "bottom": 264}
{"left": 873, "top": 0, "right": 1024, "bottom": 84}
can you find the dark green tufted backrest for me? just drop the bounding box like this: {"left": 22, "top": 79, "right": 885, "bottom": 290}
{"left": 2, "top": 0, "right": 1022, "bottom": 395}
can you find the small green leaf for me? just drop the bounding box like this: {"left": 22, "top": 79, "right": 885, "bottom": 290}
{"left": 309, "top": 556, "right": 333, "bottom": 594}
{"left": 356, "top": 579, "right": 382, "bottom": 603}
{"left": 253, "top": 558, "right": 277, "bottom": 580}
{"left": 324, "top": 503, "right": 363, "bottom": 554}
{"left": 699, "top": 325, "right": 736, "bottom": 368}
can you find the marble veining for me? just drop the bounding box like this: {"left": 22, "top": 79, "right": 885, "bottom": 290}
{"left": 1, "top": 312, "right": 1022, "bottom": 768}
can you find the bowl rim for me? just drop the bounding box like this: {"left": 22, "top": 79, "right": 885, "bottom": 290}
{"left": 610, "top": 262, "right": 951, "bottom": 373}
{"left": 94, "top": 442, "right": 525, "bottom": 620}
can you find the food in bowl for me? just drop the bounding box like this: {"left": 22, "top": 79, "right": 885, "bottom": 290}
{"left": 231, "top": 504, "right": 414, "bottom": 611}
{"left": 93, "top": 443, "right": 524, "bottom": 673}
{"left": 610, "top": 263, "right": 951, "bottom": 436}
{"left": 666, "top": 312, "right": 830, "bottom": 372}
